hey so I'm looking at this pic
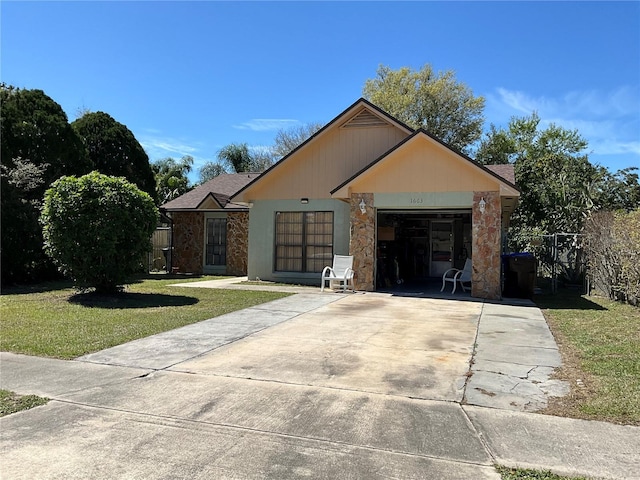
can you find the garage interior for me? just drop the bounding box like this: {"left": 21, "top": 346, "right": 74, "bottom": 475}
{"left": 376, "top": 210, "right": 472, "bottom": 290}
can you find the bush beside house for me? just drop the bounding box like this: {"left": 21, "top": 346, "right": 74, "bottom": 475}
{"left": 585, "top": 209, "right": 640, "bottom": 306}
{"left": 41, "top": 172, "right": 158, "bottom": 293}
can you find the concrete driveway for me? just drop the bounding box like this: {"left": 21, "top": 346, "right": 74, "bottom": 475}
{"left": 171, "top": 293, "right": 480, "bottom": 401}
{"left": 1, "top": 289, "right": 638, "bottom": 479}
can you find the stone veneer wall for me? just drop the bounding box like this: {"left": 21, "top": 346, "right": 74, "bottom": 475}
{"left": 226, "top": 212, "right": 249, "bottom": 276}
{"left": 349, "top": 193, "right": 375, "bottom": 291}
{"left": 471, "top": 191, "right": 501, "bottom": 299}
{"left": 171, "top": 212, "right": 204, "bottom": 274}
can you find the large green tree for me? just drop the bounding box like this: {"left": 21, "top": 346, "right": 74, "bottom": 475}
{"left": 477, "top": 113, "right": 640, "bottom": 288}
{"left": 72, "top": 112, "right": 156, "bottom": 201}
{"left": 363, "top": 64, "right": 485, "bottom": 153}
{"left": 152, "top": 155, "right": 193, "bottom": 204}
{"left": 0, "top": 85, "right": 93, "bottom": 200}
{"left": 0, "top": 85, "right": 93, "bottom": 283}
{"left": 41, "top": 172, "right": 158, "bottom": 294}
{"left": 477, "top": 113, "right": 596, "bottom": 236}
{"left": 477, "top": 113, "right": 640, "bottom": 236}
{"left": 592, "top": 166, "right": 640, "bottom": 213}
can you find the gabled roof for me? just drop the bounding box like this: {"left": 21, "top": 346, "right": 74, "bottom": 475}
{"left": 331, "top": 128, "right": 519, "bottom": 197}
{"left": 230, "top": 98, "right": 414, "bottom": 203}
{"left": 485, "top": 164, "right": 516, "bottom": 186}
{"left": 161, "top": 173, "right": 261, "bottom": 211}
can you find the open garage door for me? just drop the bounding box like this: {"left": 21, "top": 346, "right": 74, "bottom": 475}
{"left": 376, "top": 210, "right": 472, "bottom": 290}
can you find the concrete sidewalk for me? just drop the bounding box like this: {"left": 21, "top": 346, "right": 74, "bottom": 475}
{"left": 1, "top": 288, "right": 639, "bottom": 479}
{"left": 168, "top": 275, "right": 323, "bottom": 294}
{"left": 77, "top": 293, "right": 343, "bottom": 370}
{"left": 467, "top": 301, "right": 571, "bottom": 411}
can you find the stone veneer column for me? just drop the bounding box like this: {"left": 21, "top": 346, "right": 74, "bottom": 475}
{"left": 226, "top": 212, "right": 249, "bottom": 276}
{"left": 471, "top": 191, "right": 501, "bottom": 300}
{"left": 171, "top": 212, "right": 204, "bottom": 274}
{"left": 349, "top": 193, "right": 375, "bottom": 291}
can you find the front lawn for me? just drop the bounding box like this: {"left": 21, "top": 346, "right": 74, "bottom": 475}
{"left": 0, "top": 389, "right": 49, "bottom": 417}
{"left": 536, "top": 291, "right": 640, "bottom": 425}
{"left": 0, "top": 275, "right": 290, "bottom": 359}
{"left": 496, "top": 465, "right": 588, "bottom": 480}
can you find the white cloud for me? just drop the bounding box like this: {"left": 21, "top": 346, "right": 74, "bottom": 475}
{"left": 493, "top": 88, "right": 543, "bottom": 114}
{"left": 233, "top": 118, "right": 300, "bottom": 131}
{"left": 590, "top": 139, "right": 640, "bottom": 157}
{"left": 139, "top": 136, "right": 200, "bottom": 160}
{"left": 491, "top": 86, "right": 639, "bottom": 119}
{"left": 486, "top": 86, "right": 640, "bottom": 162}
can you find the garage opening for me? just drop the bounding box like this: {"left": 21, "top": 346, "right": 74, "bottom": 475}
{"left": 376, "top": 210, "right": 472, "bottom": 290}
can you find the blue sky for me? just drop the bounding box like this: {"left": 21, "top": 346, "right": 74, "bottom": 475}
{"left": 2, "top": 1, "right": 639, "bottom": 184}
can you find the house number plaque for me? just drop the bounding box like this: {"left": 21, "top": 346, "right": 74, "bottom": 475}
{"left": 410, "top": 197, "right": 424, "bottom": 205}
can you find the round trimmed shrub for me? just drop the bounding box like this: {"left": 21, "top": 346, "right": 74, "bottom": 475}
{"left": 41, "top": 171, "right": 158, "bottom": 293}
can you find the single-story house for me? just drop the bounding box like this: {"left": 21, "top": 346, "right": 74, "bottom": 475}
{"left": 230, "top": 98, "right": 519, "bottom": 300}
{"left": 163, "top": 98, "right": 519, "bottom": 300}
{"left": 160, "top": 173, "right": 260, "bottom": 276}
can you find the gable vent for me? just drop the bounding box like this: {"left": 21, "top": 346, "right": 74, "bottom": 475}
{"left": 342, "top": 108, "right": 391, "bottom": 128}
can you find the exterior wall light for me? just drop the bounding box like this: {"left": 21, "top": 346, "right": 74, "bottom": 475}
{"left": 359, "top": 198, "right": 366, "bottom": 214}
{"left": 300, "top": 198, "right": 309, "bottom": 204}
{"left": 478, "top": 197, "right": 486, "bottom": 214}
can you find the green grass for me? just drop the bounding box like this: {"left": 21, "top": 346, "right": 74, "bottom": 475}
{"left": 0, "top": 275, "right": 290, "bottom": 359}
{"left": 0, "top": 389, "right": 49, "bottom": 417}
{"left": 496, "top": 465, "right": 589, "bottom": 480}
{"left": 536, "top": 291, "right": 640, "bottom": 425}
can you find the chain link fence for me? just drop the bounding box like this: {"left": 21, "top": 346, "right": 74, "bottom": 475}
{"left": 505, "top": 232, "right": 587, "bottom": 294}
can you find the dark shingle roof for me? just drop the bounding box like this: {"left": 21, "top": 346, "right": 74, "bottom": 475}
{"left": 485, "top": 164, "right": 516, "bottom": 186}
{"left": 161, "top": 173, "right": 260, "bottom": 210}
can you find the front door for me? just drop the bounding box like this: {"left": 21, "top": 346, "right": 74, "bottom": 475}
{"left": 205, "top": 217, "right": 227, "bottom": 270}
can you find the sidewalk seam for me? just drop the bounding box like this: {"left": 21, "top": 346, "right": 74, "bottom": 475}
{"left": 458, "top": 301, "right": 498, "bottom": 466}
{"left": 43, "top": 399, "right": 496, "bottom": 469}
{"left": 459, "top": 404, "right": 498, "bottom": 467}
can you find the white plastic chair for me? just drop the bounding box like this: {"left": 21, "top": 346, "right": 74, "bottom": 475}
{"left": 441, "top": 258, "right": 472, "bottom": 294}
{"left": 321, "top": 255, "right": 355, "bottom": 292}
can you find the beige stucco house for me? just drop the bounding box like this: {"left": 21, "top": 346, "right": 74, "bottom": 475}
{"left": 230, "top": 98, "right": 520, "bottom": 300}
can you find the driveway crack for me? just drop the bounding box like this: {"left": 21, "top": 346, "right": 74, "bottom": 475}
{"left": 461, "top": 301, "right": 484, "bottom": 405}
